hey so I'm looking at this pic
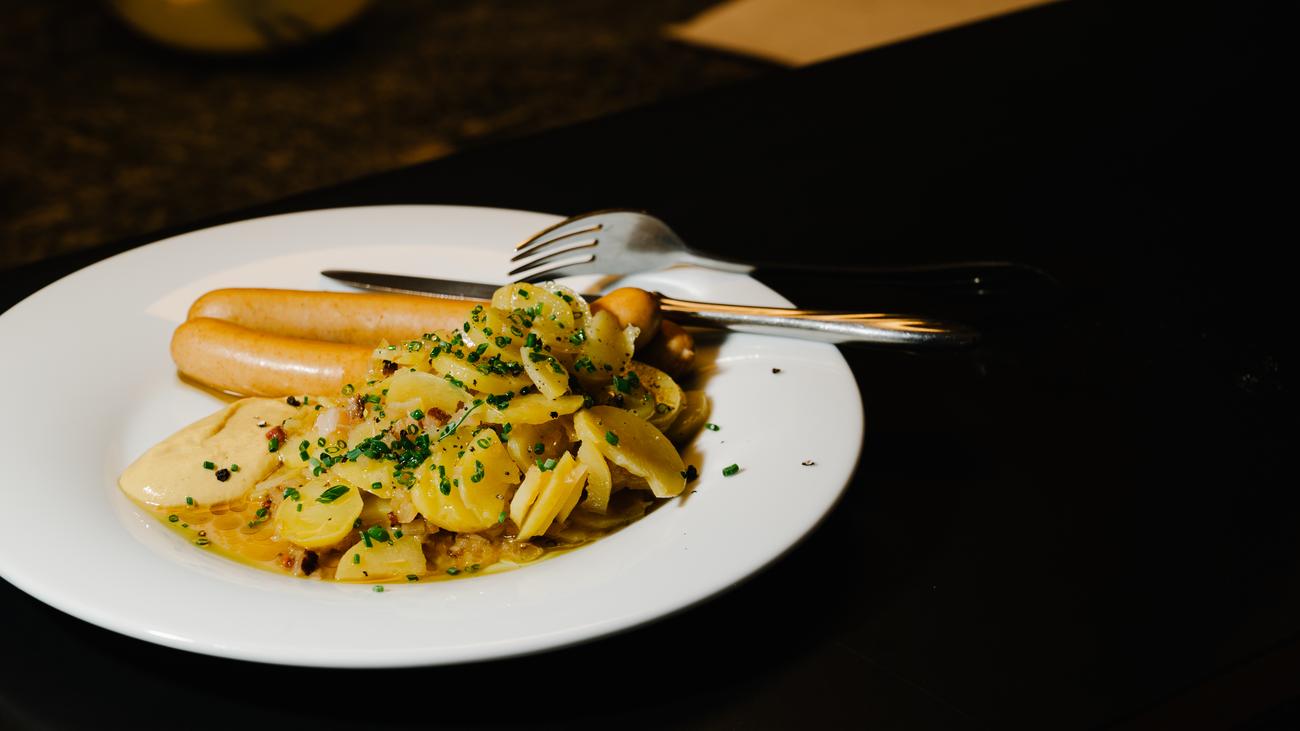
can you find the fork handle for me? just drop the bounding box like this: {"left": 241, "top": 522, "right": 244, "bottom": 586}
{"left": 656, "top": 295, "right": 978, "bottom": 348}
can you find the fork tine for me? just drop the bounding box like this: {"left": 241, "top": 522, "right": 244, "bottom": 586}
{"left": 514, "top": 221, "right": 602, "bottom": 258}
{"left": 510, "top": 254, "right": 597, "bottom": 282}
{"left": 510, "top": 236, "right": 598, "bottom": 265}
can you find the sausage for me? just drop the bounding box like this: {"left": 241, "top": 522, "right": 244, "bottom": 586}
{"left": 176, "top": 287, "right": 672, "bottom": 396}
{"left": 188, "top": 288, "right": 476, "bottom": 346}
{"left": 171, "top": 318, "right": 372, "bottom": 397}
{"left": 589, "top": 287, "right": 662, "bottom": 349}
{"left": 640, "top": 319, "right": 695, "bottom": 378}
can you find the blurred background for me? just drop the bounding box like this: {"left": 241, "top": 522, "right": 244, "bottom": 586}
{"left": 0, "top": 0, "right": 1046, "bottom": 271}
{"left": 0, "top": 0, "right": 772, "bottom": 271}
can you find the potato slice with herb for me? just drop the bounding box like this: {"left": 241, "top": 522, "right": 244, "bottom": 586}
{"left": 517, "top": 454, "right": 588, "bottom": 540}
{"left": 274, "top": 477, "right": 363, "bottom": 549}
{"left": 505, "top": 420, "right": 569, "bottom": 474}
{"left": 332, "top": 454, "right": 394, "bottom": 498}
{"left": 455, "top": 429, "right": 519, "bottom": 525}
{"left": 430, "top": 353, "right": 530, "bottom": 394}
{"left": 385, "top": 370, "right": 467, "bottom": 417}
{"left": 628, "top": 362, "right": 683, "bottom": 430}
{"left": 412, "top": 457, "right": 494, "bottom": 533}
{"left": 493, "top": 283, "right": 575, "bottom": 331}
{"left": 573, "top": 406, "right": 686, "bottom": 498}
{"left": 334, "top": 534, "right": 427, "bottom": 581}
{"left": 488, "top": 393, "right": 584, "bottom": 425}
{"left": 521, "top": 347, "right": 570, "bottom": 399}
{"left": 572, "top": 310, "right": 635, "bottom": 391}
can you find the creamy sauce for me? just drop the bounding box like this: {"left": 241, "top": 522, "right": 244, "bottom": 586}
{"left": 119, "top": 398, "right": 297, "bottom": 507}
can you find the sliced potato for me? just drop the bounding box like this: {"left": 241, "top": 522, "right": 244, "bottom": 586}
{"left": 509, "top": 465, "right": 545, "bottom": 527}
{"left": 575, "top": 310, "right": 635, "bottom": 391}
{"left": 488, "top": 393, "right": 583, "bottom": 425}
{"left": 520, "top": 347, "right": 570, "bottom": 399}
{"left": 492, "top": 283, "right": 575, "bottom": 331}
{"left": 332, "top": 455, "right": 394, "bottom": 498}
{"left": 576, "top": 440, "right": 612, "bottom": 513}
{"left": 412, "top": 461, "right": 480, "bottom": 533}
{"left": 517, "top": 454, "right": 587, "bottom": 540}
{"left": 274, "top": 477, "right": 364, "bottom": 549}
{"left": 334, "top": 534, "right": 427, "bottom": 581}
{"left": 385, "top": 370, "right": 467, "bottom": 417}
{"left": 455, "top": 429, "right": 519, "bottom": 525}
{"left": 665, "top": 390, "right": 711, "bottom": 444}
{"left": 430, "top": 353, "right": 530, "bottom": 395}
{"left": 573, "top": 406, "right": 686, "bottom": 498}
{"left": 504, "top": 420, "right": 569, "bottom": 473}
{"left": 556, "top": 465, "right": 586, "bottom": 524}
{"left": 628, "top": 362, "right": 684, "bottom": 430}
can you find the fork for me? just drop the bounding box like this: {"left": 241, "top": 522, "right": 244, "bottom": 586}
{"left": 509, "top": 209, "right": 1055, "bottom": 298}
{"left": 508, "top": 210, "right": 983, "bottom": 348}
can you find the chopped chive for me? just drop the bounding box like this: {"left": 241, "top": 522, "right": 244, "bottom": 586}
{"left": 498, "top": 510, "right": 507, "bottom": 524}
{"left": 532, "top": 442, "right": 544, "bottom": 454}
{"left": 705, "top": 423, "right": 720, "bottom": 431}
{"left": 373, "top": 586, "right": 384, "bottom": 593}
{"left": 185, "top": 496, "right": 194, "bottom": 506}
{"left": 722, "top": 464, "right": 740, "bottom": 476}
{"left": 410, "top": 409, "right": 425, "bottom": 421}
{"left": 605, "top": 431, "right": 619, "bottom": 446}
{"left": 352, "top": 553, "right": 361, "bottom": 564}
{"left": 446, "top": 567, "right": 460, "bottom": 575}
{"left": 167, "top": 514, "right": 179, "bottom": 523}
{"left": 229, "top": 464, "right": 240, "bottom": 472}
{"left": 316, "top": 485, "right": 350, "bottom": 503}
{"left": 202, "top": 461, "right": 215, "bottom": 470}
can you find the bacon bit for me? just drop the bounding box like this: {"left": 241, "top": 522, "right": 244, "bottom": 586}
{"left": 301, "top": 551, "right": 319, "bottom": 576}
{"left": 427, "top": 407, "right": 451, "bottom": 426}
{"left": 265, "top": 425, "right": 287, "bottom": 443}
{"left": 349, "top": 396, "right": 366, "bottom": 420}
{"left": 280, "top": 554, "right": 295, "bottom": 570}
{"left": 382, "top": 359, "right": 399, "bottom": 376}
{"left": 387, "top": 511, "right": 400, "bottom": 527}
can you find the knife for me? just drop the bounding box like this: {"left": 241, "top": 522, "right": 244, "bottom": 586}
{"left": 322, "top": 269, "right": 508, "bottom": 301}
{"left": 321, "top": 269, "right": 979, "bottom": 348}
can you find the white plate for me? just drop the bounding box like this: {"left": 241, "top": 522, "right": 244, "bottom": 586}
{"left": 0, "top": 205, "right": 863, "bottom": 668}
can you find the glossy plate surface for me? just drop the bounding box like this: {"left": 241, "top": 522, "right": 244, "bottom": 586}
{"left": 0, "top": 205, "right": 863, "bottom": 667}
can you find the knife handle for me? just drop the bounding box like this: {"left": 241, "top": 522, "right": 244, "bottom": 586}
{"left": 656, "top": 295, "right": 978, "bottom": 348}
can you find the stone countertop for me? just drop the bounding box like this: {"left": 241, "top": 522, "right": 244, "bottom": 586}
{"left": 0, "top": 0, "right": 769, "bottom": 270}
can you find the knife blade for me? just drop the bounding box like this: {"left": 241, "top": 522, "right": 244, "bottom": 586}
{"left": 322, "top": 269, "right": 978, "bottom": 347}
{"left": 322, "top": 270, "right": 518, "bottom": 301}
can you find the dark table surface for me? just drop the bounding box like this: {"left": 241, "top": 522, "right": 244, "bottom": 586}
{"left": 2, "top": 2, "right": 1294, "bottom": 728}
